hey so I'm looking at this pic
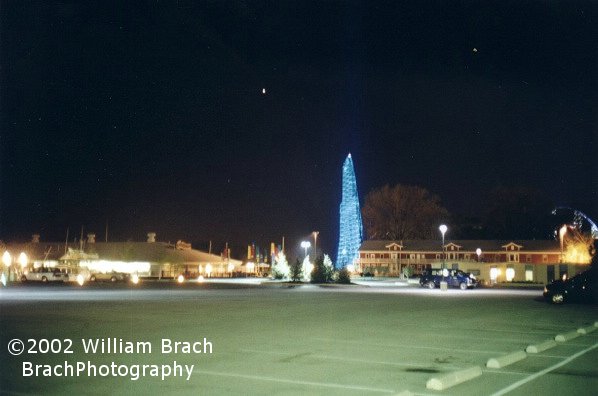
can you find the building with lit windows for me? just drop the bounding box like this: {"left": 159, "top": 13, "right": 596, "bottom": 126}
{"left": 358, "top": 239, "right": 591, "bottom": 284}
{"left": 1, "top": 233, "right": 242, "bottom": 281}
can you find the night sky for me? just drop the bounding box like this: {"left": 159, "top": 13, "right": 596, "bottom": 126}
{"left": 1, "top": 1, "right": 596, "bottom": 259}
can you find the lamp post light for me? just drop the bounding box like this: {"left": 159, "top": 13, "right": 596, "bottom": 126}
{"left": 439, "top": 225, "right": 447, "bottom": 269}
{"left": 312, "top": 231, "right": 319, "bottom": 259}
{"left": 300, "top": 241, "right": 311, "bottom": 259}
{"left": 438, "top": 225, "right": 448, "bottom": 291}
{"left": 18, "top": 252, "right": 28, "bottom": 269}
{"left": 2, "top": 251, "right": 11, "bottom": 268}
{"left": 559, "top": 225, "right": 567, "bottom": 263}
{"left": 476, "top": 248, "right": 482, "bottom": 262}
{"left": 17, "top": 252, "right": 28, "bottom": 283}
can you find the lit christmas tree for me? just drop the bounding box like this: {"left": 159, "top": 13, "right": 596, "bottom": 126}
{"left": 336, "top": 154, "right": 363, "bottom": 269}
{"left": 272, "top": 251, "right": 290, "bottom": 280}
{"left": 302, "top": 256, "right": 313, "bottom": 282}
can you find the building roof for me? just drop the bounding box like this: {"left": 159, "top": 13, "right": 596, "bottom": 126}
{"left": 83, "top": 242, "right": 232, "bottom": 264}
{"left": 360, "top": 239, "right": 561, "bottom": 253}
{"left": 4, "top": 241, "right": 241, "bottom": 265}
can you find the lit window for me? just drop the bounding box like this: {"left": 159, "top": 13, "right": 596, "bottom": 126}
{"left": 490, "top": 267, "right": 499, "bottom": 282}
{"left": 506, "top": 267, "right": 515, "bottom": 282}
{"left": 525, "top": 266, "right": 533, "bottom": 281}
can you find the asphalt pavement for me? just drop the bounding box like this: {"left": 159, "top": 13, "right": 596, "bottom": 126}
{"left": 1, "top": 280, "right": 597, "bottom": 395}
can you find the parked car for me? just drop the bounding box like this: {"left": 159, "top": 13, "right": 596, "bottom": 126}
{"left": 58, "top": 267, "right": 91, "bottom": 284}
{"left": 21, "top": 268, "right": 68, "bottom": 283}
{"left": 89, "top": 271, "right": 129, "bottom": 282}
{"left": 543, "top": 268, "right": 597, "bottom": 304}
{"left": 420, "top": 269, "right": 478, "bottom": 290}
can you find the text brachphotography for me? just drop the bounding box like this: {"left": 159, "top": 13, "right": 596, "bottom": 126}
{"left": 23, "top": 360, "right": 194, "bottom": 381}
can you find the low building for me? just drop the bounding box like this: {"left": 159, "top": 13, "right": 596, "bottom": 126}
{"left": 358, "top": 239, "right": 590, "bottom": 284}
{"left": 2, "top": 233, "right": 242, "bottom": 280}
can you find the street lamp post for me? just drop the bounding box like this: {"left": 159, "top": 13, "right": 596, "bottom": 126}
{"left": 17, "top": 252, "right": 28, "bottom": 282}
{"left": 559, "top": 225, "right": 567, "bottom": 263}
{"left": 439, "top": 225, "right": 447, "bottom": 269}
{"left": 300, "top": 241, "right": 311, "bottom": 260}
{"left": 438, "top": 225, "right": 448, "bottom": 291}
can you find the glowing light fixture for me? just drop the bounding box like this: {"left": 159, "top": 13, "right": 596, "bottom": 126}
{"left": 439, "top": 225, "right": 447, "bottom": 269}
{"left": 559, "top": 225, "right": 567, "bottom": 263}
{"left": 197, "top": 275, "right": 204, "bottom": 282}
{"left": 76, "top": 274, "right": 85, "bottom": 286}
{"left": 300, "top": 241, "right": 311, "bottom": 258}
{"left": 18, "top": 252, "right": 28, "bottom": 268}
{"left": 205, "top": 263, "right": 213, "bottom": 277}
{"left": 131, "top": 274, "right": 140, "bottom": 285}
{"left": 2, "top": 251, "right": 11, "bottom": 267}
{"left": 177, "top": 274, "right": 185, "bottom": 283}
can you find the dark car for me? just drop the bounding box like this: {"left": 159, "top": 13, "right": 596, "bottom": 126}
{"left": 544, "top": 268, "right": 597, "bottom": 304}
{"left": 420, "top": 269, "right": 478, "bottom": 290}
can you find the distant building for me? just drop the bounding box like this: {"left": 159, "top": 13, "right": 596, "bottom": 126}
{"left": 359, "top": 239, "right": 590, "bottom": 284}
{"left": 2, "top": 233, "right": 242, "bottom": 280}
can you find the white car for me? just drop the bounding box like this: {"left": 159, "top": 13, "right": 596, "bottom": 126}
{"left": 21, "top": 268, "right": 68, "bottom": 283}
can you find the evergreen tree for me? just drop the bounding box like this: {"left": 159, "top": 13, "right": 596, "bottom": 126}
{"left": 290, "top": 258, "right": 303, "bottom": 282}
{"left": 310, "top": 255, "right": 328, "bottom": 283}
{"left": 271, "top": 251, "right": 290, "bottom": 280}
{"left": 302, "top": 256, "right": 313, "bottom": 281}
{"left": 336, "top": 267, "right": 351, "bottom": 284}
{"left": 323, "top": 254, "right": 334, "bottom": 282}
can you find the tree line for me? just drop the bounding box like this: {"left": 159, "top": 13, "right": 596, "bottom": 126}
{"left": 361, "top": 184, "right": 559, "bottom": 240}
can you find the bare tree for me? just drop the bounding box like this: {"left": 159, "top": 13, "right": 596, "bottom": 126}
{"left": 362, "top": 185, "right": 449, "bottom": 240}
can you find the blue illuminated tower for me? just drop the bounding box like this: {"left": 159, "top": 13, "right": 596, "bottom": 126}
{"left": 336, "top": 154, "right": 363, "bottom": 269}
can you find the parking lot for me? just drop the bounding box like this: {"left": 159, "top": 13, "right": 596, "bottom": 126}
{"left": 1, "top": 281, "right": 597, "bottom": 395}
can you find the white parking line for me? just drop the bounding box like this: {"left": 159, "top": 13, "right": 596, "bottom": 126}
{"left": 490, "top": 342, "right": 598, "bottom": 396}
{"left": 526, "top": 354, "right": 568, "bottom": 359}
{"left": 483, "top": 369, "right": 528, "bottom": 376}
{"left": 193, "top": 369, "right": 397, "bottom": 394}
